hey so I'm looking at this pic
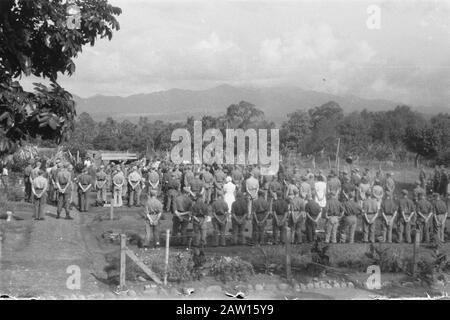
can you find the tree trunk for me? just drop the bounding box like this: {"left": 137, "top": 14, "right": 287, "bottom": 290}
{"left": 415, "top": 153, "right": 420, "bottom": 168}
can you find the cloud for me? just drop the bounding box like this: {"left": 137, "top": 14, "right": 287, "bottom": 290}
{"left": 15, "top": 0, "right": 447, "bottom": 111}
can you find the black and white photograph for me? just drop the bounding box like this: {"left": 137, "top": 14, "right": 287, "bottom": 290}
{"left": 1, "top": 0, "right": 450, "bottom": 306}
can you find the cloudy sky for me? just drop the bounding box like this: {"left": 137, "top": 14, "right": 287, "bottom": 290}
{"left": 25, "top": 0, "right": 450, "bottom": 109}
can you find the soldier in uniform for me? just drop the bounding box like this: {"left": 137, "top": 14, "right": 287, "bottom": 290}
{"left": 252, "top": 190, "right": 270, "bottom": 245}
{"left": 384, "top": 172, "right": 396, "bottom": 199}
{"left": 245, "top": 171, "right": 259, "bottom": 217}
{"left": 362, "top": 191, "right": 379, "bottom": 243}
{"left": 305, "top": 193, "right": 322, "bottom": 243}
{"left": 213, "top": 165, "right": 226, "bottom": 201}
{"left": 188, "top": 171, "right": 204, "bottom": 200}
{"left": 201, "top": 165, "right": 214, "bottom": 204}
{"left": 299, "top": 176, "right": 311, "bottom": 200}
{"left": 112, "top": 168, "right": 125, "bottom": 207}
{"left": 268, "top": 176, "right": 282, "bottom": 209}
{"left": 32, "top": 170, "right": 48, "bottom": 220}
{"left": 56, "top": 163, "right": 73, "bottom": 219}
{"left": 95, "top": 165, "right": 108, "bottom": 206}
{"left": 231, "top": 192, "right": 248, "bottom": 246}
{"left": 211, "top": 191, "right": 229, "bottom": 247}
{"left": 289, "top": 188, "right": 306, "bottom": 244}
{"left": 323, "top": 194, "right": 344, "bottom": 243}
{"left": 416, "top": 192, "right": 433, "bottom": 243}
{"left": 147, "top": 166, "right": 160, "bottom": 196}
{"left": 143, "top": 189, "right": 163, "bottom": 247}
{"left": 433, "top": 193, "right": 448, "bottom": 243}
{"left": 191, "top": 193, "right": 209, "bottom": 247}
{"left": 271, "top": 191, "right": 289, "bottom": 244}
{"left": 380, "top": 193, "right": 397, "bottom": 243}
{"left": 24, "top": 160, "right": 33, "bottom": 202}
{"left": 173, "top": 188, "right": 193, "bottom": 246}
{"left": 397, "top": 189, "right": 416, "bottom": 243}
{"left": 327, "top": 171, "right": 341, "bottom": 199}
{"left": 340, "top": 191, "right": 361, "bottom": 243}
{"left": 127, "top": 166, "right": 142, "bottom": 207}
{"left": 413, "top": 180, "right": 426, "bottom": 203}
{"left": 231, "top": 165, "right": 244, "bottom": 192}
{"left": 78, "top": 168, "right": 92, "bottom": 212}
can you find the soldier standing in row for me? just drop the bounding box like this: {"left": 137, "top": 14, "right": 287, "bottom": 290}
{"left": 380, "top": 193, "right": 397, "bottom": 243}
{"left": 231, "top": 192, "right": 248, "bottom": 246}
{"left": 323, "top": 193, "right": 344, "bottom": 244}
{"left": 143, "top": 189, "right": 163, "bottom": 248}
{"left": 78, "top": 168, "right": 92, "bottom": 212}
{"left": 95, "top": 165, "right": 108, "bottom": 206}
{"left": 211, "top": 191, "right": 229, "bottom": 247}
{"left": 252, "top": 190, "right": 270, "bottom": 245}
{"left": 433, "top": 193, "right": 448, "bottom": 243}
{"left": 305, "top": 194, "right": 321, "bottom": 243}
{"left": 173, "top": 189, "right": 192, "bottom": 246}
{"left": 271, "top": 191, "right": 289, "bottom": 244}
{"left": 56, "top": 163, "right": 72, "bottom": 219}
{"left": 340, "top": 191, "right": 361, "bottom": 243}
{"left": 362, "top": 191, "right": 379, "bottom": 243}
{"left": 191, "top": 193, "right": 209, "bottom": 248}
{"left": 32, "top": 170, "right": 48, "bottom": 220}
{"left": 112, "top": 168, "right": 125, "bottom": 207}
{"left": 128, "top": 166, "right": 142, "bottom": 207}
{"left": 416, "top": 192, "right": 433, "bottom": 243}
{"left": 397, "top": 190, "right": 415, "bottom": 243}
{"left": 289, "top": 189, "right": 306, "bottom": 244}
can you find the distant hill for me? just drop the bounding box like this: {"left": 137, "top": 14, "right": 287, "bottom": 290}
{"left": 73, "top": 84, "right": 443, "bottom": 123}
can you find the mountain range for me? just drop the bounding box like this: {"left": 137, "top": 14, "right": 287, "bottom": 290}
{"left": 73, "top": 84, "right": 445, "bottom": 124}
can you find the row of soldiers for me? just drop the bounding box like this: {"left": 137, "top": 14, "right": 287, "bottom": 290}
{"left": 21, "top": 158, "right": 449, "bottom": 247}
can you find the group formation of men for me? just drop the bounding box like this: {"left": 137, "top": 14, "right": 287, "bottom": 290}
{"left": 21, "top": 157, "right": 450, "bottom": 248}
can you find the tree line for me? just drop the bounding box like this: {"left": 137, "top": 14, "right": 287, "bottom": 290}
{"left": 45, "top": 100, "right": 450, "bottom": 166}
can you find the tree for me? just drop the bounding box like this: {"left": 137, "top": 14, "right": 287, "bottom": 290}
{"left": 0, "top": 0, "right": 121, "bottom": 156}
{"left": 280, "top": 110, "right": 311, "bottom": 154}
{"left": 225, "top": 101, "right": 265, "bottom": 129}
{"left": 404, "top": 125, "right": 439, "bottom": 166}
{"left": 337, "top": 112, "right": 372, "bottom": 155}
{"left": 306, "top": 101, "right": 344, "bottom": 155}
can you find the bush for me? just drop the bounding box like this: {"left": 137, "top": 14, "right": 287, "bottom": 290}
{"left": 208, "top": 256, "right": 254, "bottom": 283}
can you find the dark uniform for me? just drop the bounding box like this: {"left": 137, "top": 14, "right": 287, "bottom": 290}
{"left": 380, "top": 197, "right": 397, "bottom": 243}
{"left": 289, "top": 196, "right": 306, "bottom": 244}
{"left": 340, "top": 199, "right": 361, "bottom": 243}
{"left": 398, "top": 197, "right": 416, "bottom": 243}
{"left": 416, "top": 197, "right": 433, "bottom": 243}
{"left": 433, "top": 198, "right": 448, "bottom": 242}
{"left": 173, "top": 193, "right": 193, "bottom": 246}
{"left": 271, "top": 196, "right": 289, "bottom": 244}
{"left": 211, "top": 197, "right": 229, "bottom": 246}
{"left": 324, "top": 197, "right": 343, "bottom": 243}
{"left": 231, "top": 196, "right": 248, "bottom": 245}
{"left": 252, "top": 196, "right": 270, "bottom": 245}
{"left": 78, "top": 173, "right": 92, "bottom": 212}
{"left": 191, "top": 198, "right": 209, "bottom": 247}
{"left": 305, "top": 199, "right": 322, "bottom": 243}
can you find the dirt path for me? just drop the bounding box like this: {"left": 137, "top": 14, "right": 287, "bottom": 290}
{"left": 0, "top": 205, "right": 110, "bottom": 298}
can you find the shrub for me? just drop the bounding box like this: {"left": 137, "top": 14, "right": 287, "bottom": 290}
{"left": 208, "top": 256, "right": 254, "bottom": 283}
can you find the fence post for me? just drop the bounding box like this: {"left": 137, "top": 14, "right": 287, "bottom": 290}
{"left": 120, "top": 234, "right": 127, "bottom": 289}
{"left": 412, "top": 231, "right": 419, "bottom": 276}
{"left": 164, "top": 229, "right": 170, "bottom": 286}
{"left": 110, "top": 197, "right": 114, "bottom": 220}
{"left": 285, "top": 226, "right": 292, "bottom": 282}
